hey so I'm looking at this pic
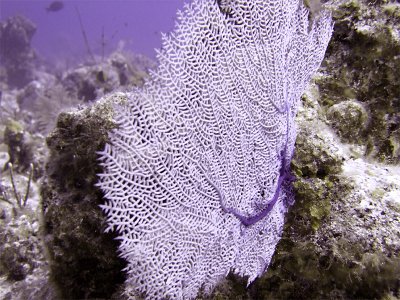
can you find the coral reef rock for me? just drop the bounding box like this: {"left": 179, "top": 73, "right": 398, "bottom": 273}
{"left": 62, "top": 51, "right": 154, "bottom": 102}
{"left": 318, "top": 0, "right": 400, "bottom": 163}
{"left": 41, "top": 93, "right": 128, "bottom": 299}
{"left": 0, "top": 15, "right": 37, "bottom": 88}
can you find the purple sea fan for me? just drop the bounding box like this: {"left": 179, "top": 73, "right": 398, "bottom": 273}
{"left": 97, "top": 0, "right": 333, "bottom": 299}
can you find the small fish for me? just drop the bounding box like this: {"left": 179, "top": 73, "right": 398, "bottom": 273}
{"left": 46, "top": 1, "right": 64, "bottom": 12}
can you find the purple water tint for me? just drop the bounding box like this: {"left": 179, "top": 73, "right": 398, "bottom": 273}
{"left": 0, "top": 0, "right": 188, "bottom": 63}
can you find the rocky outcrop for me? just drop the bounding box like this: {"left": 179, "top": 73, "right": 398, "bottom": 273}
{"left": 62, "top": 52, "right": 154, "bottom": 102}
{"left": 318, "top": 0, "right": 400, "bottom": 163}
{"left": 40, "top": 94, "right": 128, "bottom": 299}
{"left": 0, "top": 15, "right": 37, "bottom": 88}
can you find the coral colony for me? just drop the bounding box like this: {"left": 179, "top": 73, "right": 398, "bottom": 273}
{"left": 97, "top": 0, "right": 333, "bottom": 299}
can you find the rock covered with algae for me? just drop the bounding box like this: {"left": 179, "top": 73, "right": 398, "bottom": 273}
{"left": 317, "top": 0, "right": 400, "bottom": 163}
{"left": 40, "top": 93, "right": 129, "bottom": 299}
{"left": 0, "top": 0, "right": 399, "bottom": 299}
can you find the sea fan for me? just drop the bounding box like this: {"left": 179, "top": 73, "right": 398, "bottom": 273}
{"left": 97, "top": 0, "right": 333, "bottom": 299}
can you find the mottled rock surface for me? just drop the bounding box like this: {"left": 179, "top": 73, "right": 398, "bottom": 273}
{"left": 326, "top": 100, "right": 368, "bottom": 142}
{"left": 318, "top": 0, "right": 400, "bottom": 163}
{"left": 41, "top": 93, "right": 128, "bottom": 299}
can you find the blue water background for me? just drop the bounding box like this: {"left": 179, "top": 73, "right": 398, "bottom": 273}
{"left": 0, "top": 0, "right": 187, "bottom": 63}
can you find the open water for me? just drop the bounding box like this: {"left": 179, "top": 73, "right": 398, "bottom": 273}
{"left": 0, "top": 0, "right": 187, "bottom": 63}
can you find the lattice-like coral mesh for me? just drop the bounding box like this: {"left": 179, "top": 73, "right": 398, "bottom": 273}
{"left": 97, "top": 0, "right": 332, "bottom": 299}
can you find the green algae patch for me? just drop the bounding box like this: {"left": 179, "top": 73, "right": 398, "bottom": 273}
{"left": 4, "top": 120, "right": 25, "bottom": 165}
{"left": 293, "top": 178, "right": 333, "bottom": 232}
{"left": 291, "top": 127, "right": 343, "bottom": 179}
{"left": 3, "top": 119, "right": 38, "bottom": 175}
